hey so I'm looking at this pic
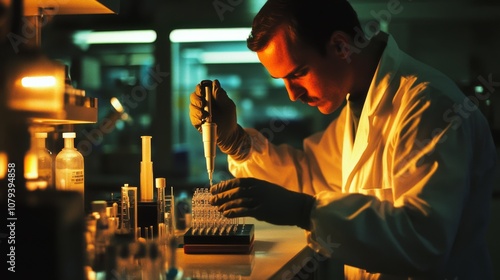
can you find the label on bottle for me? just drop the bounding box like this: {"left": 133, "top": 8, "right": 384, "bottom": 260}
{"left": 55, "top": 168, "right": 84, "bottom": 194}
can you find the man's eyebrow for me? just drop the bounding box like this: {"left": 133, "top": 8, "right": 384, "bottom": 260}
{"left": 270, "top": 64, "right": 305, "bottom": 79}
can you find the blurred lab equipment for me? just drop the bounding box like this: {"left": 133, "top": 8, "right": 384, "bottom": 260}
{"left": 120, "top": 184, "right": 138, "bottom": 240}
{"left": 141, "top": 135, "right": 154, "bottom": 201}
{"left": 0, "top": 1, "right": 117, "bottom": 279}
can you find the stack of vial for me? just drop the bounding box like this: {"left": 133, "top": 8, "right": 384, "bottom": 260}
{"left": 191, "top": 188, "right": 239, "bottom": 235}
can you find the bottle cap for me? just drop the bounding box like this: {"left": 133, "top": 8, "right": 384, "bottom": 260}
{"left": 63, "top": 132, "right": 76, "bottom": 138}
{"left": 155, "top": 178, "right": 166, "bottom": 188}
{"left": 62, "top": 132, "right": 76, "bottom": 139}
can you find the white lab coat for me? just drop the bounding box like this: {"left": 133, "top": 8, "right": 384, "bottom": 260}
{"left": 228, "top": 33, "right": 496, "bottom": 279}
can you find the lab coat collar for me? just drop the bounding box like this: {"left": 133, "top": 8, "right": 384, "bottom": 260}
{"left": 342, "top": 32, "right": 402, "bottom": 191}
{"left": 364, "top": 32, "right": 401, "bottom": 118}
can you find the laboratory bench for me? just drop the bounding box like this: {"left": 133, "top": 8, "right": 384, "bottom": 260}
{"left": 176, "top": 218, "right": 317, "bottom": 279}
{"left": 88, "top": 217, "right": 332, "bottom": 280}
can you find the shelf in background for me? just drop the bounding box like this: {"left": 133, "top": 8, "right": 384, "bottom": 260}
{"left": 24, "top": 0, "right": 119, "bottom": 16}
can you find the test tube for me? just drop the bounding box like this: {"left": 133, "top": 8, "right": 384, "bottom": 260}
{"left": 107, "top": 203, "right": 119, "bottom": 233}
{"left": 121, "top": 184, "right": 138, "bottom": 240}
{"left": 156, "top": 178, "right": 166, "bottom": 239}
{"left": 120, "top": 187, "right": 130, "bottom": 231}
{"left": 191, "top": 189, "right": 198, "bottom": 234}
{"left": 170, "top": 186, "right": 176, "bottom": 233}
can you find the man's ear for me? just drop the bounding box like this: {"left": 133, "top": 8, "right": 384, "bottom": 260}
{"left": 329, "top": 31, "right": 351, "bottom": 60}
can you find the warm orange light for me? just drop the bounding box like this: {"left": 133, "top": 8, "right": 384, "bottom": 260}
{"left": 21, "top": 76, "right": 57, "bottom": 88}
{"left": 24, "top": 150, "right": 38, "bottom": 179}
{"left": 0, "top": 151, "right": 7, "bottom": 179}
{"left": 111, "top": 97, "right": 124, "bottom": 113}
{"left": 26, "top": 180, "right": 48, "bottom": 191}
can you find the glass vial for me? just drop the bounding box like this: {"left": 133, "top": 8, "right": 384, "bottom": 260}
{"left": 55, "top": 132, "right": 84, "bottom": 195}
{"left": 35, "top": 132, "right": 53, "bottom": 188}
{"left": 120, "top": 184, "right": 138, "bottom": 240}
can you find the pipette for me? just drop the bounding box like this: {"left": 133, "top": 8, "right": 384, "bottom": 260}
{"left": 200, "top": 80, "right": 217, "bottom": 186}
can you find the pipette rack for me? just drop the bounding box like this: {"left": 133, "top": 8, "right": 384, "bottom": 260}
{"left": 183, "top": 188, "right": 254, "bottom": 254}
{"left": 183, "top": 224, "right": 254, "bottom": 254}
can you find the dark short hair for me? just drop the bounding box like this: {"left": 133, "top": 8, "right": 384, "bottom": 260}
{"left": 247, "top": 0, "right": 362, "bottom": 55}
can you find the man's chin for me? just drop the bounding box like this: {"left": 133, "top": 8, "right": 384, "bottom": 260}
{"left": 303, "top": 99, "right": 337, "bottom": 114}
{"left": 316, "top": 104, "right": 338, "bottom": 115}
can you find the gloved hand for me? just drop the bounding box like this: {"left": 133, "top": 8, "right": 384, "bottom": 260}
{"left": 189, "top": 79, "right": 251, "bottom": 160}
{"left": 210, "top": 178, "right": 316, "bottom": 230}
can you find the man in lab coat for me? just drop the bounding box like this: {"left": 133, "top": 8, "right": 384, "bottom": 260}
{"left": 189, "top": 0, "right": 496, "bottom": 278}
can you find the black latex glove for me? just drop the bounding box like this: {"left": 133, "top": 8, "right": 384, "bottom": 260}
{"left": 189, "top": 79, "right": 251, "bottom": 160}
{"left": 210, "top": 178, "right": 315, "bottom": 230}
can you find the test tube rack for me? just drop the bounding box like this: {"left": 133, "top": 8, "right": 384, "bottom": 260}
{"left": 183, "top": 188, "right": 254, "bottom": 254}
{"left": 183, "top": 224, "right": 255, "bottom": 254}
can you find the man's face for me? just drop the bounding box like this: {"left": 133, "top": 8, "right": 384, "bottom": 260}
{"left": 257, "top": 26, "right": 352, "bottom": 114}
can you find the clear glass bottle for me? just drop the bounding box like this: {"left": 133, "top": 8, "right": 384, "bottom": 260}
{"left": 55, "top": 132, "right": 84, "bottom": 195}
{"left": 35, "top": 132, "right": 53, "bottom": 188}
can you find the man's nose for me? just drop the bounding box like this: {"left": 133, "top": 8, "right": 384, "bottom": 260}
{"left": 284, "top": 80, "right": 303, "bottom": 102}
